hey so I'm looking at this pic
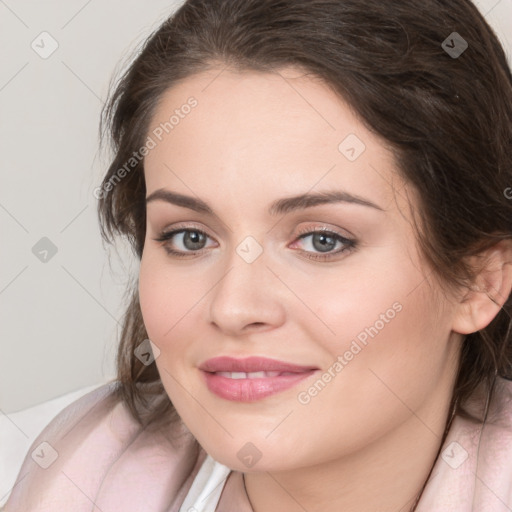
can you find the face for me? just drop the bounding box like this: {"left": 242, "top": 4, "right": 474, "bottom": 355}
{"left": 139, "top": 66, "right": 463, "bottom": 472}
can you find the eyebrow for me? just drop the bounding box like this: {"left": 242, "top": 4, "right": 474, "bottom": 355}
{"left": 145, "top": 188, "right": 384, "bottom": 215}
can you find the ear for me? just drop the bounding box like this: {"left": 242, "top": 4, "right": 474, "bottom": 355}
{"left": 452, "top": 239, "right": 512, "bottom": 335}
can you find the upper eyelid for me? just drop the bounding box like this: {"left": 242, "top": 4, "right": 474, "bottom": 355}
{"left": 296, "top": 224, "right": 353, "bottom": 238}
{"left": 158, "top": 223, "right": 215, "bottom": 240}
{"left": 157, "top": 223, "right": 349, "bottom": 238}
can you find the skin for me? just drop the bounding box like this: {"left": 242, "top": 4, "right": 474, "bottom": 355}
{"left": 138, "top": 66, "right": 473, "bottom": 512}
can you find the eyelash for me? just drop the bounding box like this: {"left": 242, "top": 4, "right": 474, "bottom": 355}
{"left": 153, "top": 224, "right": 357, "bottom": 261}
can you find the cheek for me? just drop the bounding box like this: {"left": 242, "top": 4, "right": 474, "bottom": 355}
{"left": 306, "top": 257, "right": 449, "bottom": 398}
{"left": 301, "top": 263, "right": 404, "bottom": 350}
{"left": 138, "top": 253, "right": 202, "bottom": 341}
{"left": 322, "top": 290, "right": 449, "bottom": 419}
{"left": 138, "top": 258, "right": 167, "bottom": 340}
{"left": 138, "top": 257, "right": 202, "bottom": 405}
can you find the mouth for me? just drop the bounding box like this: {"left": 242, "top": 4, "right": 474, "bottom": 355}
{"left": 199, "top": 356, "right": 319, "bottom": 402}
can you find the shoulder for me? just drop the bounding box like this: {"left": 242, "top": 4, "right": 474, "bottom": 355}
{"left": 418, "top": 377, "right": 512, "bottom": 511}
{"left": 469, "top": 377, "right": 512, "bottom": 472}
{"left": 462, "top": 377, "right": 512, "bottom": 509}
{"left": 3, "top": 382, "right": 204, "bottom": 512}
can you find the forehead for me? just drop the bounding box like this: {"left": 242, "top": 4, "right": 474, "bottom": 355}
{"left": 144, "top": 66, "right": 403, "bottom": 211}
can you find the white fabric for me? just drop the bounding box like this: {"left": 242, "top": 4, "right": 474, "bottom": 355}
{"left": 178, "top": 455, "right": 232, "bottom": 512}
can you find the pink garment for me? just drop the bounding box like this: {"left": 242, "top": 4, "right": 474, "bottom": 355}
{"left": 4, "top": 377, "right": 512, "bottom": 511}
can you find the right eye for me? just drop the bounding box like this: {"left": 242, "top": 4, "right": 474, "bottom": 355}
{"left": 153, "top": 228, "right": 218, "bottom": 257}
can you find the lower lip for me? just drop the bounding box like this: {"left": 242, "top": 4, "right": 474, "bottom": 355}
{"left": 201, "top": 370, "right": 317, "bottom": 402}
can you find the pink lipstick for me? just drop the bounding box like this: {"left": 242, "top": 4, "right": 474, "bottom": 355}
{"left": 199, "top": 356, "right": 318, "bottom": 402}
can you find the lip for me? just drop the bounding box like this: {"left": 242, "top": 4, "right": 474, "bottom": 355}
{"left": 199, "top": 356, "right": 318, "bottom": 373}
{"left": 199, "top": 356, "right": 319, "bottom": 402}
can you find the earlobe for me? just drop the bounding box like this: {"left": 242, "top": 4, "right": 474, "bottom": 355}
{"left": 452, "top": 240, "right": 512, "bottom": 335}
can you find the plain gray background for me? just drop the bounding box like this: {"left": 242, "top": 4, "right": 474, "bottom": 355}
{"left": 0, "top": 0, "right": 183, "bottom": 413}
{"left": 1, "top": 0, "right": 511, "bottom": 414}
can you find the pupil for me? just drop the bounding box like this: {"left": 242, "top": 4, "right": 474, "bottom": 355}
{"left": 313, "top": 233, "right": 335, "bottom": 252}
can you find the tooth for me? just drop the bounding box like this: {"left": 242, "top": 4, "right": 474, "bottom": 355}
{"left": 215, "top": 371, "right": 286, "bottom": 379}
{"left": 247, "top": 371, "right": 267, "bottom": 378}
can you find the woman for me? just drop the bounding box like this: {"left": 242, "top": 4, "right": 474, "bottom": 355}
{"left": 4, "top": 0, "right": 512, "bottom": 510}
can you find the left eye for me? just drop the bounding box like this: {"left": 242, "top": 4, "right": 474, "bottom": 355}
{"left": 293, "top": 230, "right": 355, "bottom": 256}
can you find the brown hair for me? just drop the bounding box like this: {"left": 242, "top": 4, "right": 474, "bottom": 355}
{"left": 97, "top": 0, "right": 512, "bottom": 429}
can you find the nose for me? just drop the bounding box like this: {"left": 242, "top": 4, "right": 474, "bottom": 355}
{"left": 207, "top": 246, "right": 287, "bottom": 336}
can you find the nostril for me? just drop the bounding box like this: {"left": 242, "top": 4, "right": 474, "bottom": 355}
{"left": 244, "top": 322, "right": 266, "bottom": 330}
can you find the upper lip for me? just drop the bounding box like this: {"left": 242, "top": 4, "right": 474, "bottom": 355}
{"left": 199, "top": 356, "right": 318, "bottom": 373}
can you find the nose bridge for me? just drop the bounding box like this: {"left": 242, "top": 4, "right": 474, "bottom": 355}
{"left": 207, "top": 235, "right": 285, "bottom": 333}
